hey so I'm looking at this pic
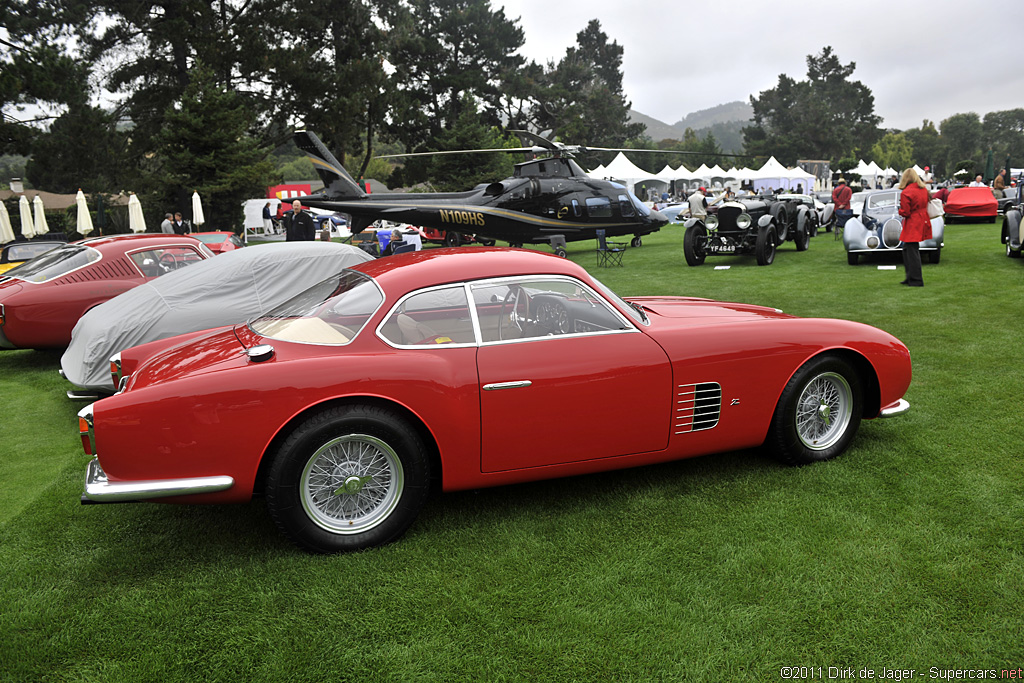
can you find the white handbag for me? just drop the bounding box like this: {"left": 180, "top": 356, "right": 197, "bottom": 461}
{"left": 927, "top": 198, "right": 944, "bottom": 219}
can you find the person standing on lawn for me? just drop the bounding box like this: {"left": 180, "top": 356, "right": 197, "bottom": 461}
{"left": 897, "top": 168, "right": 932, "bottom": 288}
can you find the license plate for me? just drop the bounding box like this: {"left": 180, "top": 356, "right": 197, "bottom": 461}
{"left": 708, "top": 244, "right": 736, "bottom": 253}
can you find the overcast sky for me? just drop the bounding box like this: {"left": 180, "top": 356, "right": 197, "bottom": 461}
{"left": 497, "top": 0, "right": 1022, "bottom": 132}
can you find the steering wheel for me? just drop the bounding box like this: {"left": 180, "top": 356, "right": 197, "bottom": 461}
{"left": 498, "top": 286, "right": 528, "bottom": 340}
{"left": 159, "top": 252, "right": 178, "bottom": 271}
{"left": 532, "top": 296, "right": 571, "bottom": 335}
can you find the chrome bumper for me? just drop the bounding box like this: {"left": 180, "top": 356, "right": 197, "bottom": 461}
{"left": 82, "top": 458, "right": 234, "bottom": 503}
{"left": 879, "top": 398, "right": 910, "bottom": 418}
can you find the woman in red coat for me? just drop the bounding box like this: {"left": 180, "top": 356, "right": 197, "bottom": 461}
{"left": 897, "top": 168, "right": 932, "bottom": 287}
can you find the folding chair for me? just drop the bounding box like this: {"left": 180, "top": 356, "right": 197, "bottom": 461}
{"left": 595, "top": 229, "right": 626, "bottom": 267}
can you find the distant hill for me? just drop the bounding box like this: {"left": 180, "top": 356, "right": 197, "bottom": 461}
{"left": 629, "top": 101, "right": 754, "bottom": 154}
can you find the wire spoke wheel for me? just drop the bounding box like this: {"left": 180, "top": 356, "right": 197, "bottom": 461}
{"left": 794, "top": 372, "right": 853, "bottom": 451}
{"left": 301, "top": 434, "right": 404, "bottom": 534}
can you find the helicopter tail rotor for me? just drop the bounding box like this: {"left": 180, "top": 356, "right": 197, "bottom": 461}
{"left": 294, "top": 131, "right": 367, "bottom": 200}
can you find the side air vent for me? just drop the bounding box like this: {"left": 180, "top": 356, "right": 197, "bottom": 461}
{"left": 675, "top": 382, "right": 722, "bottom": 434}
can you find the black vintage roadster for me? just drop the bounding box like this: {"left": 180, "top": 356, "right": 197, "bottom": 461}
{"left": 683, "top": 196, "right": 813, "bottom": 266}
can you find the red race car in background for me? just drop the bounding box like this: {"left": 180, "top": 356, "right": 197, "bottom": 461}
{"left": 944, "top": 187, "right": 998, "bottom": 223}
{"left": 192, "top": 231, "right": 244, "bottom": 255}
{"left": 0, "top": 234, "right": 212, "bottom": 349}
{"left": 77, "top": 248, "right": 912, "bottom": 554}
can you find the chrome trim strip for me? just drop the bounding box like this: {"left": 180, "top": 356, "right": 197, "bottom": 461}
{"left": 879, "top": 398, "right": 910, "bottom": 418}
{"left": 67, "top": 390, "right": 100, "bottom": 401}
{"left": 483, "top": 380, "right": 532, "bottom": 391}
{"left": 83, "top": 458, "right": 234, "bottom": 502}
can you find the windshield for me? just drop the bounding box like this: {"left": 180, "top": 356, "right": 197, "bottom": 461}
{"left": 867, "top": 192, "right": 898, "bottom": 210}
{"left": 4, "top": 244, "right": 101, "bottom": 283}
{"left": 193, "top": 233, "right": 228, "bottom": 244}
{"left": 589, "top": 275, "right": 646, "bottom": 325}
{"left": 250, "top": 270, "right": 383, "bottom": 345}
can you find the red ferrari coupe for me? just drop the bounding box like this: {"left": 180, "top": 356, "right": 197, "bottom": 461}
{"left": 944, "top": 187, "right": 998, "bottom": 223}
{"left": 77, "top": 248, "right": 912, "bottom": 553}
{"left": 0, "top": 234, "right": 213, "bottom": 349}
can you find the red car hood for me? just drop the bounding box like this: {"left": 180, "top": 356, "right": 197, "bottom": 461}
{"left": 629, "top": 296, "right": 793, "bottom": 322}
{"left": 127, "top": 326, "right": 248, "bottom": 390}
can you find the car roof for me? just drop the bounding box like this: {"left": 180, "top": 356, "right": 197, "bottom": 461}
{"left": 349, "top": 247, "right": 588, "bottom": 294}
{"left": 75, "top": 233, "right": 204, "bottom": 249}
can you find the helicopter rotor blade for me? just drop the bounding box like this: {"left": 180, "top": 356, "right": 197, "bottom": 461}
{"left": 506, "top": 129, "right": 561, "bottom": 151}
{"left": 375, "top": 147, "right": 546, "bottom": 159}
{"left": 582, "top": 146, "right": 753, "bottom": 158}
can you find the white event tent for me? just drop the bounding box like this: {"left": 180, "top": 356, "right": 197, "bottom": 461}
{"left": 593, "top": 152, "right": 668, "bottom": 198}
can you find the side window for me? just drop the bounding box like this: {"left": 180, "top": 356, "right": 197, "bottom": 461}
{"left": 473, "top": 278, "right": 631, "bottom": 343}
{"left": 130, "top": 246, "right": 205, "bottom": 277}
{"left": 380, "top": 286, "right": 475, "bottom": 346}
{"left": 585, "top": 196, "right": 612, "bottom": 218}
{"left": 618, "top": 194, "right": 635, "bottom": 217}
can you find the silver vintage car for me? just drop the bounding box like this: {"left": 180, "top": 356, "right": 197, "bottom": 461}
{"left": 843, "top": 189, "right": 944, "bottom": 265}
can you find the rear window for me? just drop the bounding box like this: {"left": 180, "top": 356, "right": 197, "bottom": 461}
{"left": 5, "top": 244, "right": 101, "bottom": 283}
{"left": 3, "top": 242, "right": 61, "bottom": 263}
{"left": 250, "top": 270, "right": 383, "bottom": 345}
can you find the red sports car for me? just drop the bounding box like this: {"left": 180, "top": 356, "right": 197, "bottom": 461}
{"left": 192, "top": 231, "right": 244, "bottom": 254}
{"left": 0, "top": 234, "right": 213, "bottom": 349}
{"left": 77, "top": 248, "right": 912, "bottom": 553}
{"left": 944, "top": 187, "right": 998, "bottom": 223}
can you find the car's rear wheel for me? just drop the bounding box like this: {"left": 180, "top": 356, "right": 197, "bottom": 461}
{"left": 683, "top": 224, "right": 707, "bottom": 266}
{"left": 755, "top": 225, "right": 777, "bottom": 265}
{"left": 445, "top": 231, "right": 462, "bottom": 247}
{"left": 266, "top": 405, "right": 430, "bottom": 553}
{"left": 767, "top": 354, "right": 863, "bottom": 466}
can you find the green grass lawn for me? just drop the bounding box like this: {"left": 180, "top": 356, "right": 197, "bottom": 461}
{"left": 1, "top": 223, "right": 1022, "bottom": 681}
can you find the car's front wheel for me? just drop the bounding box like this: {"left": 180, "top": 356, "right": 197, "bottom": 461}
{"left": 266, "top": 405, "right": 430, "bottom": 553}
{"left": 766, "top": 354, "right": 863, "bottom": 466}
{"left": 755, "top": 225, "right": 777, "bottom": 265}
{"left": 683, "top": 224, "right": 707, "bottom": 266}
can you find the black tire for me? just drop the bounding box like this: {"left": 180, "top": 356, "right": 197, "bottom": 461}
{"left": 926, "top": 248, "right": 941, "bottom": 264}
{"left": 631, "top": 236, "right": 642, "bottom": 247}
{"left": 794, "top": 209, "right": 810, "bottom": 251}
{"left": 445, "top": 231, "right": 462, "bottom": 247}
{"left": 1009, "top": 243, "right": 1021, "bottom": 258}
{"left": 266, "top": 405, "right": 430, "bottom": 554}
{"left": 683, "top": 224, "right": 707, "bottom": 266}
{"left": 769, "top": 204, "right": 789, "bottom": 241}
{"left": 478, "top": 238, "right": 496, "bottom": 247}
{"left": 509, "top": 242, "right": 523, "bottom": 249}
{"left": 755, "top": 225, "right": 777, "bottom": 266}
{"left": 847, "top": 251, "right": 859, "bottom": 266}
{"left": 554, "top": 246, "right": 567, "bottom": 258}
{"left": 766, "top": 354, "right": 863, "bottom": 466}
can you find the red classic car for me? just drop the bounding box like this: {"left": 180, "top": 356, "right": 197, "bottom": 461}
{"left": 192, "top": 231, "right": 244, "bottom": 254}
{"left": 0, "top": 234, "right": 213, "bottom": 349}
{"left": 77, "top": 248, "right": 912, "bottom": 553}
{"left": 944, "top": 187, "right": 998, "bottom": 223}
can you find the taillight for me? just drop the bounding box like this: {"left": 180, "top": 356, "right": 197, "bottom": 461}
{"left": 78, "top": 404, "right": 95, "bottom": 456}
{"left": 109, "top": 353, "right": 122, "bottom": 389}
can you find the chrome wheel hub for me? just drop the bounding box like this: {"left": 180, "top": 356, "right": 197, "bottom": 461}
{"left": 796, "top": 372, "right": 853, "bottom": 451}
{"left": 301, "top": 434, "right": 404, "bottom": 534}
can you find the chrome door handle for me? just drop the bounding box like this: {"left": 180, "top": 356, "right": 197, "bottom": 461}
{"left": 482, "top": 380, "right": 532, "bottom": 391}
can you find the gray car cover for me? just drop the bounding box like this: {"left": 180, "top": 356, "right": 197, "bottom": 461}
{"left": 61, "top": 241, "right": 373, "bottom": 391}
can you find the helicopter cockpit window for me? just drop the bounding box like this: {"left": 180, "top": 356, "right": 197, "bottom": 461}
{"left": 629, "top": 191, "right": 651, "bottom": 216}
{"left": 585, "top": 197, "right": 612, "bottom": 218}
{"left": 618, "top": 195, "right": 635, "bottom": 218}
{"left": 571, "top": 199, "right": 582, "bottom": 217}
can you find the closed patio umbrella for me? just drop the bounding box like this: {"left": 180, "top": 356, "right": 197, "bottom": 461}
{"left": 0, "top": 201, "right": 14, "bottom": 243}
{"left": 33, "top": 195, "right": 50, "bottom": 234}
{"left": 18, "top": 195, "right": 35, "bottom": 238}
{"left": 128, "top": 193, "right": 147, "bottom": 233}
{"left": 76, "top": 189, "right": 94, "bottom": 235}
{"left": 191, "top": 191, "right": 205, "bottom": 229}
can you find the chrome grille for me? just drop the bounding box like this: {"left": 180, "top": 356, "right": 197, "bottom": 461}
{"left": 675, "top": 382, "right": 722, "bottom": 434}
{"left": 882, "top": 218, "right": 903, "bottom": 248}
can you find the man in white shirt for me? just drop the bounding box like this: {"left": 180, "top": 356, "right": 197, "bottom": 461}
{"left": 688, "top": 187, "right": 708, "bottom": 220}
{"left": 968, "top": 175, "right": 986, "bottom": 187}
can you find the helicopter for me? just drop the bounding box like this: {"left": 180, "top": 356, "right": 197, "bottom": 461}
{"left": 295, "top": 129, "right": 676, "bottom": 256}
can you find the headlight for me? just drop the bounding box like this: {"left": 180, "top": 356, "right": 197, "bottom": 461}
{"left": 736, "top": 213, "right": 752, "bottom": 229}
{"left": 705, "top": 215, "right": 718, "bottom": 229}
{"left": 866, "top": 236, "right": 880, "bottom": 249}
